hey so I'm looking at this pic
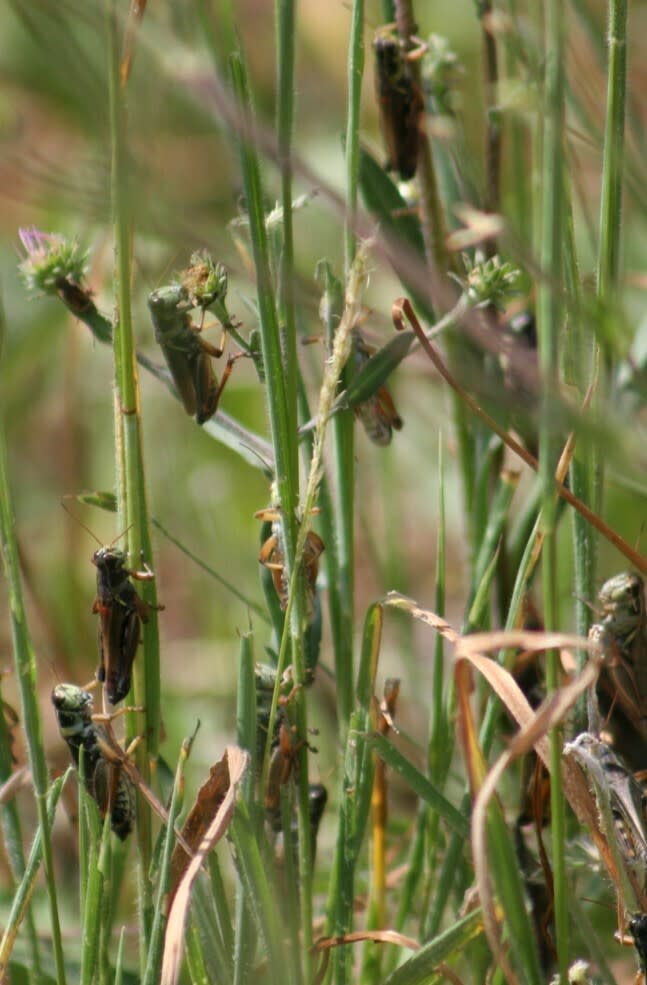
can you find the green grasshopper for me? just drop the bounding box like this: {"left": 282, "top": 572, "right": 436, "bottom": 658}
{"left": 373, "top": 25, "right": 425, "bottom": 181}
{"left": 92, "top": 545, "right": 158, "bottom": 706}
{"left": 52, "top": 683, "right": 136, "bottom": 840}
{"left": 565, "top": 731, "right": 647, "bottom": 973}
{"left": 148, "top": 282, "right": 238, "bottom": 426}
{"left": 589, "top": 573, "right": 647, "bottom": 757}
{"left": 565, "top": 733, "right": 647, "bottom": 885}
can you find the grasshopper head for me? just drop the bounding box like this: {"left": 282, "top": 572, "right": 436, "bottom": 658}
{"left": 598, "top": 572, "right": 644, "bottom": 618}
{"left": 147, "top": 284, "right": 187, "bottom": 317}
{"left": 51, "top": 683, "right": 93, "bottom": 713}
{"left": 92, "top": 546, "right": 127, "bottom": 572}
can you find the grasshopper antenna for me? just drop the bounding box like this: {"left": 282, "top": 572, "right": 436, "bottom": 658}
{"left": 61, "top": 499, "right": 104, "bottom": 547}
{"left": 61, "top": 499, "right": 135, "bottom": 554}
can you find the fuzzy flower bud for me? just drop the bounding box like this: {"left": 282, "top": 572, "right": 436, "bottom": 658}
{"left": 18, "top": 228, "right": 88, "bottom": 297}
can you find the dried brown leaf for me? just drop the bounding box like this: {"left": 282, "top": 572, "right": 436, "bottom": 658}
{"left": 160, "top": 746, "right": 249, "bottom": 985}
{"left": 168, "top": 756, "right": 231, "bottom": 904}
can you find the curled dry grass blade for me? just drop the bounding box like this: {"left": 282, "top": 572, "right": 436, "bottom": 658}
{"left": 383, "top": 592, "right": 625, "bottom": 981}
{"left": 454, "top": 632, "right": 598, "bottom": 985}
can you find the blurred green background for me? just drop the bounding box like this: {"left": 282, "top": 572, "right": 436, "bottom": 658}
{"left": 0, "top": 3, "right": 646, "bottom": 974}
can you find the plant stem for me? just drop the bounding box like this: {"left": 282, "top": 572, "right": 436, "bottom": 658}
{"left": 592, "top": 0, "right": 628, "bottom": 525}
{"left": 107, "top": 1, "right": 161, "bottom": 965}
{"left": 332, "top": 0, "right": 366, "bottom": 734}
{"left": 395, "top": 0, "right": 448, "bottom": 288}
{"left": 344, "top": 0, "right": 364, "bottom": 271}
{"left": 537, "top": 0, "right": 568, "bottom": 978}
{"left": 596, "top": 0, "right": 628, "bottom": 309}
{"left": 479, "top": 0, "right": 501, "bottom": 253}
{"left": 275, "top": 5, "right": 315, "bottom": 963}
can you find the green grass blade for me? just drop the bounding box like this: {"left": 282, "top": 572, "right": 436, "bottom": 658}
{"left": 366, "top": 734, "right": 469, "bottom": 839}
{"left": 107, "top": 3, "right": 160, "bottom": 962}
{"left": 333, "top": 332, "right": 414, "bottom": 411}
{"left": 229, "top": 800, "right": 287, "bottom": 981}
{"left": 143, "top": 733, "right": 195, "bottom": 985}
{"left": 0, "top": 772, "right": 68, "bottom": 975}
{"left": 382, "top": 908, "right": 485, "bottom": 985}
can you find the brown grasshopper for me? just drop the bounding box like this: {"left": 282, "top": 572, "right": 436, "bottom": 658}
{"left": 92, "top": 545, "right": 160, "bottom": 706}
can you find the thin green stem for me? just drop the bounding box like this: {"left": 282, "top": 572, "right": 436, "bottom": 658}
{"left": 0, "top": 774, "right": 67, "bottom": 976}
{"left": 395, "top": 0, "right": 448, "bottom": 286}
{"left": 0, "top": 680, "right": 41, "bottom": 978}
{"left": 536, "top": 0, "right": 568, "bottom": 979}
{"left": 592, "top": 0, "right": 628, "bottom": 526}
{"left": 276, "top": 0, "right": 298, "bottom": 421}
{"left": 231, "top": 44, "right": 316, "bottom": 973}
{"left": 107, "top": 2, "right": 160, "bottom": 966}
{"left": 596, "top": 0, "right": 628, "bottom": 306}
{"left": 229, "top": 52, "right": 299, "bottom": 569}
{"left": 333, "top": 0, "right": 366, "bottom": 735}
{"left": 344, "top": 0, "right": 364, "bottom": 271}
{"left": 479, "top": 0, "right": 502, "bottom": 253}
{"left": 275, "top": 3, "right": 314, "bottom": 966}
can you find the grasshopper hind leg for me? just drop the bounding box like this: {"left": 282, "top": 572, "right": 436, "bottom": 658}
{"left": 195, "top": 351, "right": 243, "bottom": 425}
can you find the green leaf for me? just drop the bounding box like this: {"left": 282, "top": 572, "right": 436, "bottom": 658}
{"left": 358, "top": 148, "right": 425, "bottom": 257}
{"left": 382, "top": 908, "right": 484, "bottom": 985}
{"left": 366, "top": 733, "right": 470, "bottom": 839}
{"left": 336, "top": 331, "right": 414, "bottom": 411}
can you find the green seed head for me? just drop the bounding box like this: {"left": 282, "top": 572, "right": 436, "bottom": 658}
{"left": 18, "top": 228, "right": 89, "bottom": 297}
{"left": 182, "top": 251, "right": 228, "bottom": 309}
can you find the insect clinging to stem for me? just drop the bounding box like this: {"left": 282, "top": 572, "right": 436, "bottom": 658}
{"left": 373, "top": 24, "right": 425, "bottom": 182}
{"left": 148, "top": 256, "right": 243, "bottom": 426}
{"left": 63, "top": 504, "right": 162, "bottom": 706}
{"left": 255, "top": 508, "right": 324, "bottom": 623}
{"left": 91, "top": 542, "right": 161, "bottom": 706}
{"left": 52, "top": 683, "right": 137, "bottom": 840}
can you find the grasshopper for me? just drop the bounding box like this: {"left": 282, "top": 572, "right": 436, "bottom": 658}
{"left": 52, "top": 683, "right": 136, "bottom": 839}
{"left": 52, "top": 683, "right": 188, "bottom": 849}
{"left": 148, "top": 283, "right": 238, "bottom": 426}
{"left": 92, "top": 545, "right": 159, "bottom": 706}
{"left": 589, "top": 573, "right": 647, "bottom": 758}
{"left": 373, "top": 24, "right": 425, "bottom": 181}
{"left": 630, "top": 914, "right": 647, "bottom": 977}
{"left": 351, "top": 330, "right": 403, "bottom": 446}
{"left": 264, "top": 721, "right": 303, "bottom": 831}
{"left": 274, "top": 782, "right": 328, "bottom": 874}
{"left": 565, "top": 734, "right": 647, "bottom": 915}
{"left": 565, "top": 731, "right": 647, "bottom": 978}
{"left": 256, "top": 508, "right": 324, "bottom": 623}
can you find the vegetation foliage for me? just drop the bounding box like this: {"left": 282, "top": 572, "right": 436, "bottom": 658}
{"left": 0, "top": 1, "right": 645, "bottom": 984}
